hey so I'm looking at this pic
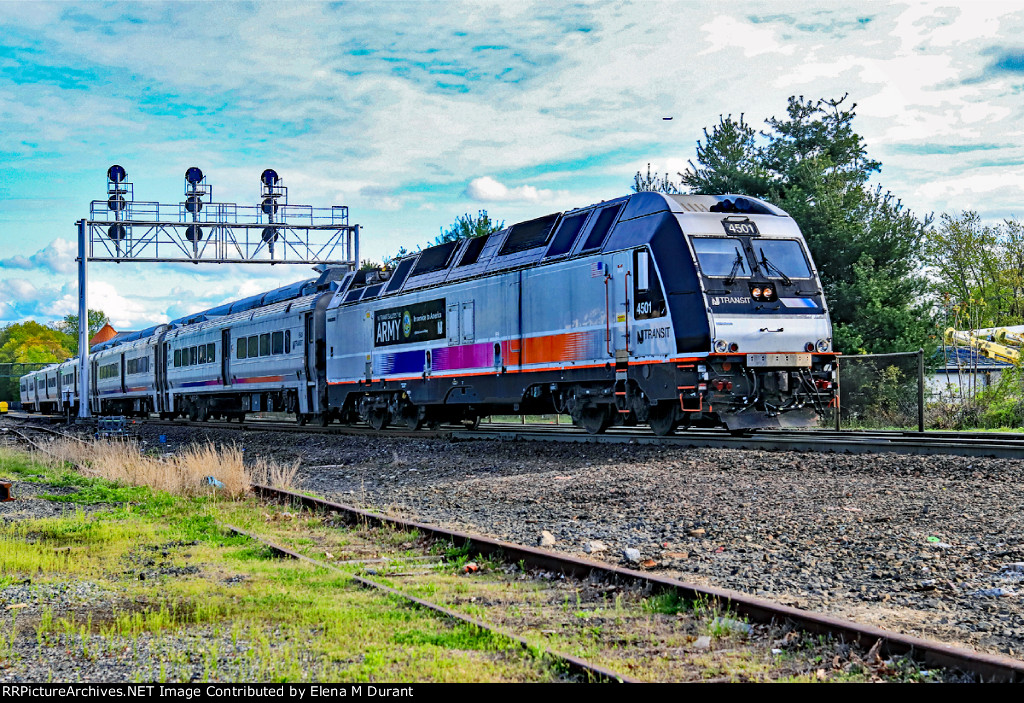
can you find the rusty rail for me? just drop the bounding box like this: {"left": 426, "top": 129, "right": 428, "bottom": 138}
{"left": 253, "top": 484, "right": 1024, "bottom": 683}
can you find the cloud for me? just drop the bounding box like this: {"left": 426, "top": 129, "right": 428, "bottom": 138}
{"left": 464, "top": 176, "right": 568, "bottom": 203}
{"left": 0, "top": 238, "right": 76, "bottom": 274}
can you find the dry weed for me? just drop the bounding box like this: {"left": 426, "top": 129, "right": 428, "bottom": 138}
{"left": 34, "top": 438, "right": 296, "bottom": 498}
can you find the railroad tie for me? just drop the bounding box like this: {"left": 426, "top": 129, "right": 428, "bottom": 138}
{"left": 0, "top": 482, "right": 13, "bottom": 502}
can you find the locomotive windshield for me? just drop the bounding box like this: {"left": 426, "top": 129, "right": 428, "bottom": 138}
{"left": 752, "top": 239, "right": 811, "bottom": 279}
{"left": 692, "top": 237, "right": 749, "bottom": 278}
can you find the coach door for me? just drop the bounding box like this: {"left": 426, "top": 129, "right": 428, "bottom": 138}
{"left": 120, "top": 353, "right": 126, "bottom": 394}
{"left": 221, "top": 330, "right": 232, "bottom": 386}
{"left": 155, "top": 342, "right": 168, "bottom": 412}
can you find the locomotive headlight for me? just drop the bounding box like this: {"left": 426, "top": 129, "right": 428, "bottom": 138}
{"left": 816, "top": 338, "right": 831, "bottom": 353}
{"left": 763, "top": 285, "right": 774, "bottom": 298}
{"left": 751, "top": 287, "right": 762, "bottom": 299}
{"left": 714, "top": 339, "right": 729, "bottom": 353}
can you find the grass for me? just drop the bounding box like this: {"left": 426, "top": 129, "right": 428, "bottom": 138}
{"left": 0, "top": 444, "right": 953, "bottom": 683}
{"left": 0, "top": 447, "right": 557, "bottom": 682}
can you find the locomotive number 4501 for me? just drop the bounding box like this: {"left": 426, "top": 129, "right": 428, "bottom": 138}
{"left": 722, "top": 220, "right": 759, "bottom": 236}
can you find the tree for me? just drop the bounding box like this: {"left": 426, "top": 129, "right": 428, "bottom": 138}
{"left": 434, "top": 210, "right": 504, "bottom": 245}
{"left": 923, "top": 212, "right": 1024, "bottom": 327}
{"left": 53, "top": 310, "right": 110, "bottom": 354}
{"left": 633, "top": 163, "right": 680, "bottom": 194}
{"left": 0, "top": 321, "right": 75, "bottom": 400}
{"left": 653, "top": 94, "right": 933, "bottom": 354}
{"left": 680, "top": 114, "right": 768, "bottom": 196}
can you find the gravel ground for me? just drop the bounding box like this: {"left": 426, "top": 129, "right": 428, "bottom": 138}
{"left": 123, "top": 423, "right": 1024, "bottom": 660}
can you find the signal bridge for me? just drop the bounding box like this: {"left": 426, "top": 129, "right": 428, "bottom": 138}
{"left": 75, "top": 165, "right": 360, "bottom": 418}
{"left": 83, "top": 166, "right": 359, "bottom": 265}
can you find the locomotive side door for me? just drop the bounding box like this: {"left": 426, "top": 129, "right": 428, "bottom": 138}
{"left": 630, "top": 247, "right": 669, "bottom": 359}
{"left": 607, "top": 251, "right": 633, "bottom": 361}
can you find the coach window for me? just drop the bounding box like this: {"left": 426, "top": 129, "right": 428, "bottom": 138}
{"left": 248, "top": 336, "right": 259, "bottom": 358}
{"left": 207, "top": 343, "right": 216, "bottom": 363}
{"left": 285, "top": 330, "right": 291, "bottom": 353}
{"left": 191, "top": 347, "right": 199, "bottom": 365}
{"left": 237, "top": 341, "right": 246, "bottom": 360}
{"left": 174, "top": 350, "right": 181, "bottom": 367}
{"left": 259, "top": 333, "right": 270, "bottom": 356}
{"left": 198, "top": 345, "right": 207, "bottom": 364}
{"left": 272, "top": 331, "right": 284, "bottom": 355}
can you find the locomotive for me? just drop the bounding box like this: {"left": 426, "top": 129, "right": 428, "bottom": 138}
{"left": 21, "top": 192, "right": 836, "bottom": 434}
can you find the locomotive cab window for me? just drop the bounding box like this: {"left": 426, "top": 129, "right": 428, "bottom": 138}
{"left": 237, "top": 341, "right": 246, "bottom": 360}
{"left": 272, "top": 331, "right": 284, "bottom": 355}
{"left": 692, "top": 237, "right": 750, "bottom": 278}
{"left": 752, "top": 239, "right": 812, "bottom": 279}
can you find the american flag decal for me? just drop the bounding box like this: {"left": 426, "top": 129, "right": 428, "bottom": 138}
{"left": 590, "top": 260, "right": 604, "bottom": 277}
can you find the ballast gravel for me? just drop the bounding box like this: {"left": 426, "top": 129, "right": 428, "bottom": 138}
{"left": 22, "top": 421, "right": 1024, "bottom": 659}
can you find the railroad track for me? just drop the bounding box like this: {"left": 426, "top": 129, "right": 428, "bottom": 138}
{"left": 145, "top": 415, "right": 1024, "bottom": 459}
{"left": 251, "top": 483, "right": 1024, "bottom": 682}
{"left": 9, "top": 411, "right": 1024, "bottom": 458}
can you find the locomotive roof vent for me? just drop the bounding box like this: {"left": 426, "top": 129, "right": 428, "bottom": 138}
{"left": 670, "top": 194, "right": 782, "bottom": 216}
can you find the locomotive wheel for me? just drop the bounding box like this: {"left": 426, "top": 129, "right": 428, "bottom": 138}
{"left": 648, "top": 405, "right": 677, "bottom": 437}
{"left": 368, "top": 409, "right": 389, "bottom": 431}
{"left": 187, "top": 403, "right": 199, "bottom": 422}
{"left": 296, "top": 413, "right": 307, "bottom": 426}
{"left": 316, "top": 413, "right": 329, "bottom": 427}
{"left": 461, "top": 415, "right": 480, "bottom": 431}
{"left": 578, "top": 406, "right": 611, "bottom": 435}
{"left": 399, "top": 405, "right": 423, "bottom": 430}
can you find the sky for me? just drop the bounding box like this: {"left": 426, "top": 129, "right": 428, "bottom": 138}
{"left": 3, "top": 0, "right": 1024, "bottom": 330}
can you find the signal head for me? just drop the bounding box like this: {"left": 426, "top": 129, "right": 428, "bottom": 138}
{"left": 107, "top": 164, "right": 127, "bottom": 184}
{"left": 185, "top": 166, "right": 204, "bottom": 185}
{"left": 261, "top": 169, "right": 279, "bottom": 187}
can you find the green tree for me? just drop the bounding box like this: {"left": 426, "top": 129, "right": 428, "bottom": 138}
{"left": 633, "top": 163, "right": 680, "bottom": 194}
{"left": 0, "top": 321, "right": 75, "bottom": 401}
{"left": 434, "top": 210, "right": 504, "bottom": 245}
{"left": 923, "top": 212, "right": 1024, "bottom": 327}
{"left": 53, "top": 310, "right": 110, "bottom": 354}
{"left": 655, "top": 94, "right": 933, "bottom": 354}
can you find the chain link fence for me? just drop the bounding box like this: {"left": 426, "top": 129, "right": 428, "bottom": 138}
{"left": 835, "top": 351, "right": 926, "bottom": 431}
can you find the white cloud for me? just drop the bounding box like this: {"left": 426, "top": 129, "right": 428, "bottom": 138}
{"left": 465, "top": 176, "right": 568, "bottom": 203}
{"left": 0, "top": 238, "right": 76, "bottom": 274}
